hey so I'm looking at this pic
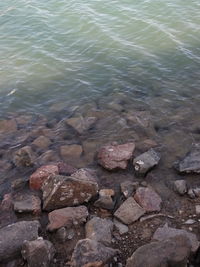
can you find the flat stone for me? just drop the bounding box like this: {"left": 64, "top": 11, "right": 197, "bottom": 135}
{"left": 0, "top": 221, "right": 40, "bottom": 262}
{"left": 120, "top": 181, "right": 139, "bottom": 198}
{"left": 65, "top": 116, "right": 97, "bottom": 134}
{"left": 0, "top": 119, "right": 17, "bottom": 134}
{"left": 21, "top": 239, "right": 55, "bottom": 267}
{"left": 98, "top": 143, "right": 135, "bottom": 170}
{"left": 71, "top": 238, "right": 118, "bottom": 267}
{"left": 173, "top": 180, "right": 187, "bottom": 195}
{"left": 60, "top": 144, "right": 83, "bottom": 159}
{"left": 133, "top": 148, "right": 160, "bottom": 174}
{"left": 114, "top": 197, "right": 145, "bottom": 225}
{"left": 47, "top": 206, "right": 88, "bottom": 231}
{"left": 30, "top": 164, "right": 59, "bottom": 190}
{"left": 42, "top": 174, "right": 98, "bottom": 210}
{"left": 13, "top": 194, "right": 41, "bottom": 215}
{"left": 85, "top": 217, "right": 113, "bottom": 246}
{"left": 134, "top": 187, "right": 162, "bottom": 212}
{"left": 113, "top": 219, "right": 129, "bottom": 235}
{"left": 32, "top": 135, "right": 51, "bottom": 149}
{"left": 13, "top": 146, "right": 35, "bottom": 167}
{"left": 153, "top": 224, "right": 199, "bottom": 252}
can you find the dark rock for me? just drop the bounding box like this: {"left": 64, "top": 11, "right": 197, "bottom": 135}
{"left": 114, "top": 197, "right": 145, "bottom": 225}
{"left": 13, "top": 146, "right": 35, "bottom": 167}
{"left": 85, "top": 217, "right": 113, "bottom": 245}
{"left": 13, "top": 193, "right": 41, "bottom": 215}
{"left": 42, "top": 174, "right": 98, "bottom": 210}
{"left": 71, "top": 238, "right": 118, "bottom": 267}
{"left": 57, "top": 161, "right": 77, "bottom": 175}
{"left": 94, "top": 189, "right": 115, "bottom": 210}
{"left": 21, "top": 238, "right": 55, "bottom": 267}
{"left": 65, "top": 116, "right": 97, "bottom": 134}
{"left": 98, "top": 143, "right": 135, "bottom": 170}
{"left": 47, "top": 206, "right": 88, "bottom": 231}
{"left": 0, "top": 221, "right": 40, "bottom": 262}
{"left": 173, "top": 180, "right": 187, "bottom": 195}
{"left": 120, "top": 181, "right": 139, "bottom": 198}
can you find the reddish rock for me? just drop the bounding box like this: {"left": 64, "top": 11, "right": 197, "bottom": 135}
{"left": 65, "top": 116, "right": 97, "bottom": 134}
{"left": 98, "top": 143, "right": 135, "bottom": 170}
{"left": 134, "top": 187, "right": 162, "bottom": 212}
{"left": 32, "top": 135, "right": 52, "bottom": 149}
{"left": 13, "top": 194, "right": 41, "bottom": 215}
{"left": 0, "top": 119, "right": 17, "bottom": 134}
{"left": 57, "top": 162, "right": 77, "bottom": 176}
{"left": 29, "top": 164, "right": 59, "bottom": 190}
{"left": 13, "top": 146, "right": 35, "bottom": 167}
{"left": 47, "top": 206, "right": 88, "bottom": 231}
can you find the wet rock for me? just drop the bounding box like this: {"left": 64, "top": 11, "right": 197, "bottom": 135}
{"left": 120, "top": 181, "right": 139, "bottom": 198}
{"left": 13, "top": 193, "right": 41, "bottom": 215}
{"left": 30, "top": 164, "right": 59, "bottom": 190}
{"left": 32, "top": 135, "right": 52, "bottom": 149}
{"left": 133, "top": 148, "right": 160, "bottom": 175}
{"left": 47, "top": 206, "right": 88, "bottom": 231}
{"left": 113, "top": 219, "right": 129, "bottom": 235}
{"left": 13, "top": 146, "right": 35, "bottom": 167}
{"left": 57, "top": 161, "right": 77, "bottom": 176}
{"left": 72, "top": 168, "right": 97, "bottom": 183}
{"left": 126, "top": 235, "right": 191, "bottom": 267}
{"left": 60, "top": 144, "right": 83, "bottom": 159}
{"left": 98, "top": 143, "right": 135, "bottom": 170}
{"left": 173, "top": 180, "right": 187, "bottom": 195}
{"left": 0, "top": 221, "right": 40, "bottom": 262}
{"left": 85, "top": 217, "right": 113, "bottom": 246}
{"left": 42, "top": 174, "right": 98, "bottom": 210}
{"left": 0, "top": 118, "right": 17, "bottom": 134}
{"left": 175, "top": 144, "right": 200, "bottom": 173}
{"left": 153, "top": 224, "right": 199, "bottom": 252}
{"left": 21, "top": 238, "right": 55, "bottom": 267}
{"left": 94, "top": 189, "right": 115, "bottom": 210}
{"left": 71, "top": 238, "right": 118, "bottom": 267}
{"left": 134, "top": 187, "right": 162, "bottom": 212}
{"left": 114, "top": 197, "right": 145, "bottom": 225}
{"left": 65, "top": 116, "right": 97, "bottom": 134}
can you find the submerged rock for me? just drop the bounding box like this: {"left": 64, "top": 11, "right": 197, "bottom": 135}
{"left": 98, "top": 143, "right": 135, "bottom": 170}
{"left": 32, "top": 135, "right": 52, "bottom": 150}
{"left": 60, "top": 144, "right": 83, "bottom": 159}
{"left": 65, "top": 116, "right": 97, "bottom": 134}
{"left": 0, "top": 118, "right": 17, "bottom": 134}
{"left": 13, "top": 146, "right": 35, "bottom": 167}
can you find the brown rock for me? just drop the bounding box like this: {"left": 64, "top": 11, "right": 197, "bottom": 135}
{"left": 98, "top": 143, "right": 135, "bottom": 170}
{"left": 71, "top": 238, "right": 118, "bottom": 267}
{"left": 60, "top": 144, "right": 83, "bottom": 159}
{"left": 0, "top": 119, "right": 17, "bottom": 134}
{"left": 65, "top": 116, "right": 97, "bottom": 134}
{"left": 32, "top": 135, "right": 51, "bottom": 149}
{"left": 57, "top": 161, "right": 77, "bottom": 175}
{"left": 120, "top": 181, "right": 139, "bottom": 198}
{"left": 13, "top": 194, "right": 41, "bottom": 215}
{"left": 72, "top": 168, "right": 97, "bottom": 183}
{"left": 47, "top": 206, "right": 88, "bottom": 231}
{"left": 42, "top": 174, "right": 98, "bottom": 210}
{"left": 114, "top": 197, "right": 145, "bottom": 225}
{"left": 13, "top": 146, "right": 35, "bottom": 167}
{"left": 134, "top": 187, "right": 162, "bottom": 212}
{"left": 30, "top": 164, "right": 59, "bottom": 190}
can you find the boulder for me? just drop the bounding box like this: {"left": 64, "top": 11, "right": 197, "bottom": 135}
{"left": 0, "top": 221, "right": 40, "bottom": 262}
{"left": 98, "top": 143, "right": 135, "bottom": 170}
{"left": 134, "top": 187, "right": 162, "bottom": 212}
{"left": 0, "top": 119, "right": 17, "bottom": 133}
{"left": 65, "top": 116, "right": 97, "bottom": 134}
{"left": 21, "top": 238, "right": 55, "bottom": 267}
{"left": 42, "top": 174, "right": 98, "bottom": 210}
{"left": 13, "top": 146, "right": 35, "bottom": 167}
{"left": 71, "top": 238, "right": 118, "bottom": 267}
{"left": 13, "top": 194, "right": 41, "bottom": 215}
{"left": 85, "top": 217, "right": 113, "bottom": 245}
{"left": 47, "top": 206, "right": 88, "bottom": 231}
{"left": 32, "top": 135, "right": 52, "bottom": 149}
{"left": 60, "top": 144, "right": 83, "bottom": 159}
{"left": 94, "top": 189, "right": 115, "bottom": 210}
{"left": 173, "top": 180, "right": 187, "bottom": 195}
{"left": 114, "top": 197, "right": 145, "bottom": 225}
{"left": 133, "top": 148, "right": 160, "bottom": 174}
{"left": 126, "top": 235, "right": 192, "bottom": 267}
{"left": 29, "top": 164, "right": 59, "bottom": 190}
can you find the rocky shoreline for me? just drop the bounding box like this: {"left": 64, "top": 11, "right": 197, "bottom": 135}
{"left": 1, "top": 97, "right": 200, "bottom": 266}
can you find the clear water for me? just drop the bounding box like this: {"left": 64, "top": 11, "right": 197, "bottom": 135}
{"left": 1, "top": 0, "right": 200, "bottom": 115}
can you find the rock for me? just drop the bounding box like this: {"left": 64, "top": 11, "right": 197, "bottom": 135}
{"left": 55, "top": 227, "right": 75, "bottom": 243}
{"left": 134, "top": 187, "right": 162, "bottom": 212}
{"left": 11, "top": 178, "right": 27, "bottom": 191}
{"left": 193, "top": 187, "right": 200, "bottom": 197}
{"left": 0, "top": 221, "right": 40, "bottom": 262}
{"left": 13, "top": 146, "right": 35, "bottom": 167}
{"left": 60, "top": 144, "right": 83, "bottom": 159}
{"left": 13, "top": 194, "right": 41, "bottom": 215}
{"left": 21, "top": 238, "right": 55, "bottom": 267}
{"left": 0, "top": 193, "right": 17, "bottom": 228}
{"left": 38, "top": 150, "right": 59, "bottom": 165}
{"left": 183, "top": 219, "right": 196, "bottom": 225}
{"left": 65, "top": 116, "right": 97, "bottom": 134}
{"left": 113, "top": 219, "right": 129, "bottom": 235}
{"left": 114, "top": 197, "right": 145, "bottom": 225}
{"left": 196, "top": 205, "right": 200, "bottom": 214}
{"left": 153, "top": 224, "right": 199, "bottom": 252}
{"left": 85, "top": 217, "right": 113, "bottom": 245}
{"left": 120, "top": 181, "right": 139, "bottom": 198}
{"left": 57, "top": 161, "right": 77, "bottom": 176}
{"left": 126, "top": 235, "right": 192, "bottom": 267}
{"left": 71, "top": 238, "right": 118, "bottom": 267}
{"left": 30, "top": 164, "right": 59, "bottom": 190}
{"left": 72, "top": 168, "right": 97, "bottom": 183}
{"left": 98, "top": 143, "right": 135, "bottom": 170}
{"left": 188, "top": 189, "right": 196, "bottom": 199}
{"left": 0, "top": 119, "right": 17, "bottom": 134}
{"left": 32, "top": 135, "right": 52, "bottom": 149}
{"left": 173, "top": 180, "right": 187, "bottom": 195}
{"left": 47, "top": 206, "right": 88, "bottom": 231}
{"left": 175, "top": 144, "right": 200, "bottom": 173}
{"left": 42, "top": 174, "right": 98, "bottom": 210}
{"left": 94, "top": 189, "right": 115, "bottom": 210}
{"left": 133, "top": 148, "right": 160, "bottom": 174}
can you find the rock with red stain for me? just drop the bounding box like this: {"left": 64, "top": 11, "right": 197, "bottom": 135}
{"left": 29, "top": 165, "right": 59, "bottom": 190}
{"left": 98, "top": 143, "right": 135, "bottom": 170}
{"left": 47, "top": 206, "right": 88, "bottom": 231}
{"left": 57, "top": 161, "right": 77, "bottom": 176}
{"left": 134, "top": 187, "right": 162, "bottom": 212}
{"left": 13, "top": 193, "right": 41, "bottom": 215}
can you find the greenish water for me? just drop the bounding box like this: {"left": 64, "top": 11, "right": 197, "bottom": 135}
{"left": 0, "top": 0, "right": 200, "bottom": 114}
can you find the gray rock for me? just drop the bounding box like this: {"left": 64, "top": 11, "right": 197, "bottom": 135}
{"left": 94, "top": 189, "right": 115, "bottom": 210}
{"left": 85, "top": 217, "right": 113, "bottom": 246}
{"left": 113, "top": 219, "right": 129, "bottom": 235}
{"left": 173, "top": 180, "right": 187, "bottom": 195}
{"left": 193, "top": 187, "right": 200, "bottom": 197}
{"left": 0, "top": 221, "right": 40, "bottom": 262}
{"left": 133, "top": 148, "right": 160, "bottom": 174}
{"left": 13, "top": 194, "right": 41, "bottom": 215}
{"left": 120, "top": 181, "right": 139, "bottom": 198}
{"left": 188, "top": 189, "right": 196, "bottom": 199}
{"left": 21, "top": 238, "right": 55, "bottom": 267}
{"left": 114, "top": 197, "right": 145, "bottom": 225}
